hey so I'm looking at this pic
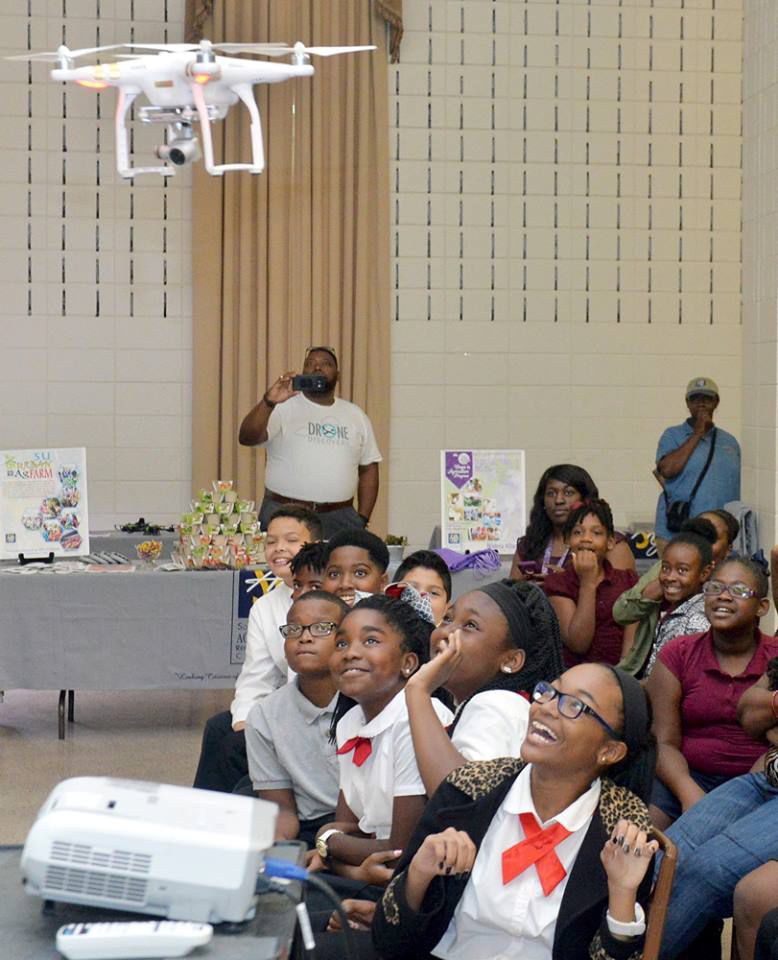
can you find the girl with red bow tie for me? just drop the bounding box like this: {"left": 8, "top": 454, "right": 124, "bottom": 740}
{"left": 368, "top": 663, "right": 658, "bottom": 960}
{"left": 310, "top": 595, "right": 452, "bottom": 886}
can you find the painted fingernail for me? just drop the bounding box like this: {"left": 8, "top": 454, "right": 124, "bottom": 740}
{"left": 617, "top": 836, "right": 625, "bottom": 846}
{"left": 611, "top": 836, "right": 619, "bottom": 844}
{"left": 623, "top": 844, "right": 630, "bottom": 854}
{"left": 634, "top": 848, "right": 642, "bottom": 857}
{"left": 438, "top": 861, "right": 445, "bottom": 870}
{"left": 445, "top": 866, "right": 452, "bottom": 875}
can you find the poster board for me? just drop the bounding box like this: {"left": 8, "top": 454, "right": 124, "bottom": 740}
{"left": 441, "top": 449, "right": 525, "bottom": 555}
{"left": 0, "top": 448, "right": 89, "bottom": 559}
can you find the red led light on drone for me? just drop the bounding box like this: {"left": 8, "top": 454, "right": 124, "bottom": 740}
{"left": 192, "top": 73, "right": 211, "bottom": 85}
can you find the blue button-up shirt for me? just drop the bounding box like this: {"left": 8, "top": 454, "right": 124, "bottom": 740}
{"left": 654, "top": 420, "right": 740, "bottom": 540}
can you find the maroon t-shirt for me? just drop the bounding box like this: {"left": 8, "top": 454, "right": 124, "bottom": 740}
{"left": 542, "top": 558, "right": 638, "bottom": 667}
{"left": 658, "top": 628, "right": 778, "bottom": 777}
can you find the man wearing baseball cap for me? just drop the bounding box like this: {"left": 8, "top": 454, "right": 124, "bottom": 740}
{"left": 653, "top": 377, "right": 741, "bottom": 548}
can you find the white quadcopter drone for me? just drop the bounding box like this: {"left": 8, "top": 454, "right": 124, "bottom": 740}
{"left": 8, "top": 39, "right": 374, "bottom": 178}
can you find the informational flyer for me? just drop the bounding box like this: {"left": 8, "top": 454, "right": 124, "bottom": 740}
{"left": 0, "top": 448, "right": 90, "bottom": 559}
{"left": 230, "top": 567, "right": 283, "bottom": 665}
{"left": 441, "top": 449, "right": 526, "bottom": 555}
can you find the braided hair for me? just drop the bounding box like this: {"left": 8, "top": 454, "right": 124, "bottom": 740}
{"left": 448, "top": 579, "right": 565, "bottom": 737}
{"left": 328, "top": 594, "right": 434, "bottom": 742}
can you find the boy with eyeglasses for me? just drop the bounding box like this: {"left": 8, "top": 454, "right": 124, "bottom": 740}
{"left": 245, "top": 590, "right": 350, "bottom": 847}
{"left": 238, "top": 345, "right": 382, "bottom": 537}
{"left": 192, "top": 506, "right": 322, "bottom": 793}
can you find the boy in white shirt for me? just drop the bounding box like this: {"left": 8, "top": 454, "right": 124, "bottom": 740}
{"left": 192, "top": 506, "right": 322, "bottom": 792}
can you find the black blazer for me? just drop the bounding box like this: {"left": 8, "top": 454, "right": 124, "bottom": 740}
{"left": 372, "top": 757, "right": 653, "bottom": 960}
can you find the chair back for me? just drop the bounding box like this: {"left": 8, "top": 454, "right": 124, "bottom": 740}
{"left": 643, "top": 827, "right": 678, "bottom": 960}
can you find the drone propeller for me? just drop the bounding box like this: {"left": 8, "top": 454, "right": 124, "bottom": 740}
{"left": 212, "top": 41, "right": 376, "bottom": 58}
{"left": 117, "top": 42, "right": 203, "bottom": 52}
{"left": 6, "top": 43, "right": 125, "bottom": 62}
{"left": 300, "top": 45, "right": 377, "bottom": 57}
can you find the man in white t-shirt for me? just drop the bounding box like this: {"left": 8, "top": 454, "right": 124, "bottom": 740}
{"left": 239, "top": 346, "right": 381, "bottom": 538}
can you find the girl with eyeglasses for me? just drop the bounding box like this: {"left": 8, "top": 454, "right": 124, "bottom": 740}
{"left": 645, "top": 557, "right": 778, "bottom": 831}
{"left": 243, "top": 590, "right": 349, "bottom": 848}
{"left": 360, "top": 664, "right": 658, "bottom": 960}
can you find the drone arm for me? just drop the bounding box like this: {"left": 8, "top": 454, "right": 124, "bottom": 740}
{"left": 115, "top": 87, "right": 173, "bottom": 178}
{"left": 191, "top": 81, "right": 264, "bottom": 175}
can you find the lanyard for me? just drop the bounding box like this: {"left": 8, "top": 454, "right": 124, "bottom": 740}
{"left": 542, "top": 542, "right": 569, "bottom": 575}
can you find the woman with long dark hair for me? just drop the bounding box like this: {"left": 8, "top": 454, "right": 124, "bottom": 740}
{"left": 510, "top": 464, "right": 635, "bottom": 581}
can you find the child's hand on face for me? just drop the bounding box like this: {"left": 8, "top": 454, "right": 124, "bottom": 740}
{"left": 405, "top": 630, "right": 464, "bottom": 694}
{"left": 573, "top": 548, "right": 600, "bottom": 584}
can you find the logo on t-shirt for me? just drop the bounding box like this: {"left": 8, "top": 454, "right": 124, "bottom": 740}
{"left": 296, "top": 419, "right": 352, "bottom": 446}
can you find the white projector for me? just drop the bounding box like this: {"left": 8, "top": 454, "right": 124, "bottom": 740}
{"left": 21, "top": 777, "right": 277, "bottom": 924}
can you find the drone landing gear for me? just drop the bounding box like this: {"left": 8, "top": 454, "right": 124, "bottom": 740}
{"left": 115, "top": 88, "right": 175, "bottom": 178}
{"left": 192, "top": 82, "right": 264, "bottom": 175}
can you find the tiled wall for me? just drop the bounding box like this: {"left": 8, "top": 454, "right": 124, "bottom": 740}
{"left": 0, "top": 3, "right": 749, "bottom": 541}
{"left": 0, "top": 3, "right": 191, "bottom": 529}
{"left": 388, "top": 0, "right": 744, "bottom": 545}
{"left": 742, "top": 0, "right": 778, "bottom": 552}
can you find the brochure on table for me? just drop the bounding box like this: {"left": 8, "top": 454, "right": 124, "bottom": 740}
{"left": 441, "top": 449, "right": 525, "bottom": 555}
{"left": 0, "top": 448, "right": 89, "bottom": 559}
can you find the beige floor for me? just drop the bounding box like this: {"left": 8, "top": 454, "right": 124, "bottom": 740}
{"left": 0, "top": 688, "right": 232, "bottom": 844}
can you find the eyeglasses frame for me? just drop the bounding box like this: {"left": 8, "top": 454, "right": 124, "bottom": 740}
{"left": 702, "top": 580, "right": 759, "bottom": 601}
{"left": 532, "top": 680, "right": 622, "bottom": 742}
{"left": 279, "top": 620, "right": 339, "bottom": 640}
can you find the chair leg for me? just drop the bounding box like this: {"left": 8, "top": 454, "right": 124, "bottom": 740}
{"left": 67, "top": 690, "right": 75, "bottom": 723}
{"left": 58, "top": 690, "right": 66, "bottom": 740}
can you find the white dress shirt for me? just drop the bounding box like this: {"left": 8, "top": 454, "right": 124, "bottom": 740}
{"left": 337, "top": 689, "right": 453, "bottom": 839}
{"left": 450, "top": 690, "right": 530, "bottom": 762}
{"left": 433, "top": 766, "right": 601, "bottom": 960}
{"left": 230, "top": 581, "right": 293, "bottom": 723}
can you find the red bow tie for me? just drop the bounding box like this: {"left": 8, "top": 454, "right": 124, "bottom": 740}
{"left": 501, "top": 812, "right": 572, "bottom": 895}
{"left": 337, "top": 736, "right": 372, "bottom": 767}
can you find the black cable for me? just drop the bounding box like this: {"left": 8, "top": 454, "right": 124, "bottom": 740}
{"left": 303, "top": 873, "right": 358, "bottom": 960}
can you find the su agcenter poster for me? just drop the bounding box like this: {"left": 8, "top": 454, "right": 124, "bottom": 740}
{"left": 0, "top": 448, "right": 90, "bottom": 560}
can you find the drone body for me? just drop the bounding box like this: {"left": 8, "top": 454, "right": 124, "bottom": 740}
{"left": 10, "top": 40, "right": 373, "bottom": 178}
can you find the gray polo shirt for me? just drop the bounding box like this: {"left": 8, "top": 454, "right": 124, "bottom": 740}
{"left": 245, "top": 678, "right": 339, "bottom": 822}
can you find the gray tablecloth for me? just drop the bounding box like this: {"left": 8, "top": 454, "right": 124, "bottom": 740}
{"left": 0, "top": 570, "right": 241, "bottom": 691}
{"left": 1, "top": 843, "right": 302, "bottom": 960}
{"left": 0, "top": 557, "right": 510, "bottom": 693}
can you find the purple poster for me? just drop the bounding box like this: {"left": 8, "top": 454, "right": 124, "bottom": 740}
{"left": 445, "top": 451, "right": 473, "bottom": 489}
{"left": 440, "top": 449, "right": 526, "bottom": 554}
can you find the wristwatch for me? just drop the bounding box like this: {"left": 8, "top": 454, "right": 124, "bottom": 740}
{"left": 315, "top": 828, "right": 344, "bottom": 861}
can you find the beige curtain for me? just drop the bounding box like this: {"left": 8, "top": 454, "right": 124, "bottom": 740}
{"left": 189, "top": 1, "right": 391, "bottom": 534}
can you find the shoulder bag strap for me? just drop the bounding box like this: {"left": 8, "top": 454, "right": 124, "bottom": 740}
{"left": 663, "top": 428, "right": 717, "bottom": 509}
{"left": 689, "top": 428, "right": 717, "bottom": 501}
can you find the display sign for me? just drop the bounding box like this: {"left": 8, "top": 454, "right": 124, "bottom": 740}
{"left": 230, "top": 567, "right": 283, "bottom": 664}
{"left": 0, "top": 448, "right": 89, "bottom": 559}
{"left": 441, "top": 449, "right": 526, "bottom": 555}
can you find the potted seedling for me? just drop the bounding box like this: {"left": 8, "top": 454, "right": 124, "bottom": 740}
{"left": 384, "top": 534, "right": 408, "bottom": 565}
